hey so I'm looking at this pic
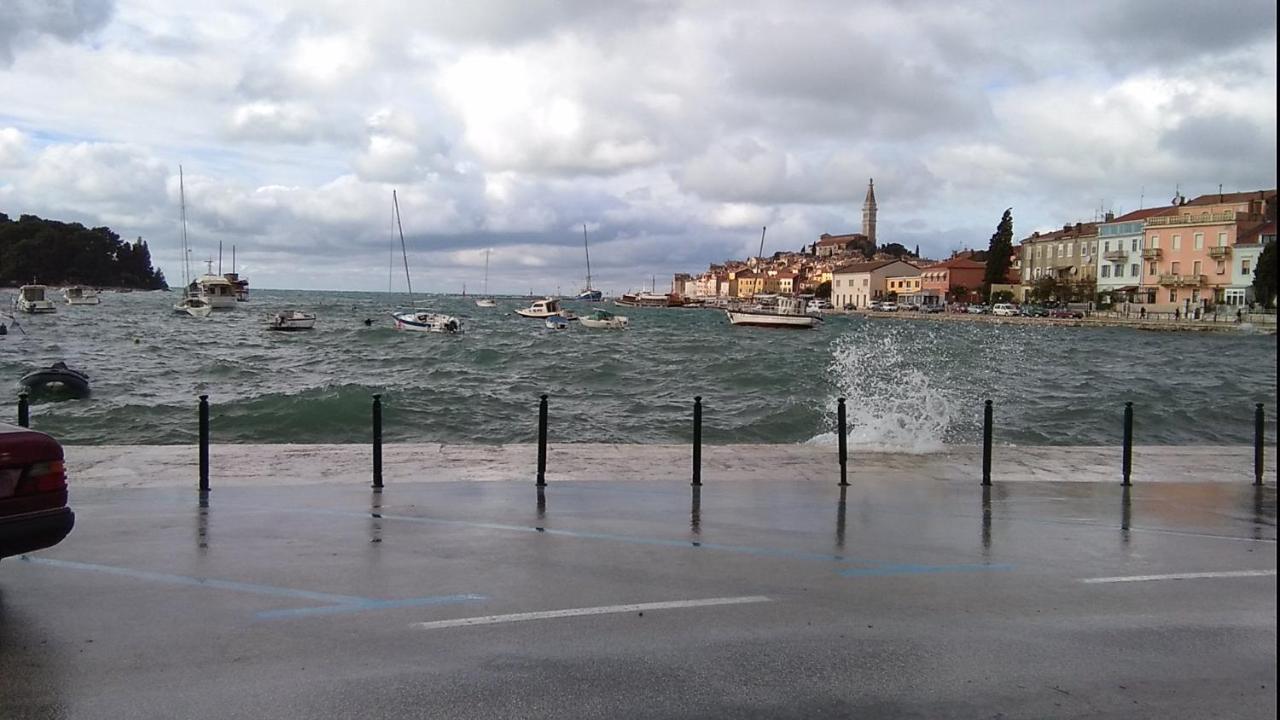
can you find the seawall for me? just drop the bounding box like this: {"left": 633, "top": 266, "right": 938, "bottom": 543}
{"left": 65, "top": 443, "right": 1272, "bottom": 488}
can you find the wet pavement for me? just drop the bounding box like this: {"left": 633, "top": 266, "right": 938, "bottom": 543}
{"left": 1, "top": 475, "right": 1275, "bottom": 719}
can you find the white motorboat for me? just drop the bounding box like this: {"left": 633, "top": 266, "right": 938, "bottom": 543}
{"left": 17, "top": 285, "right": 57, "bottom": 313}
{"left": 578, "top": 308, "right": 629, "bottom": 329}
{"left": 514, "top": 298, "right": 565, "bottom": 317}
{"left": 544, "top": 315, "right": 570, "bottom": 330}
{"left": 475, "top": 248, "right": 496, "bottom": 307}
{"left": 191, "top": 268, "right": 237, "bottom": 310}
{"left": 387, "top": 190, "right": 463, "bottom": 334}
{"left": 726, "top": 296, "right": 822, "bottom": 329}
{"left": 63, "top": 286, "right": 101, "bottom": 305}
{"left": 266, "top": 311, "right": 316, "bottom": 331}
{"left": 182, "top": 297, "right": 212, "bottom": 318}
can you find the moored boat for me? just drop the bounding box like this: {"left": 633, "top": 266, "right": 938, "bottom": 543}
{"left": 515, "top": 297, "right": 576, "bottom": 320}
{"left": 544, "top": 315, "right": 570, "bottom": 330}
{"left": 19, "top": 361, "right": 91, "bottom": 398}
{"left": 387, "top": 189, "right": 463, "bottom": 335}
{"left": 475, "top": 248, "right": 496, "bottom": 307}
{"left": 16, "top": 285, "right": 56, "bottom": 314}
{"left": 266, "top": 311, "right": 316, "bottom": 331}
{"left": 725, "top": 297, "right": 822, "bottom": 329}
{"left": 578, "top": 308, "right": 629, "bottom": 329}
{"left": 63, "top": 286, "right": 101, "bottom": 305}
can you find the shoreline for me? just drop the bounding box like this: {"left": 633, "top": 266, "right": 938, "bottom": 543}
{"left": 64, "top": 443, "right": 1272, "bottom": 488}
{"left": 844, "top": 309, "right": 1276, "bottom": 333}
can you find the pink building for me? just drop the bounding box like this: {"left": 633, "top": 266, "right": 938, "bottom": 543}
{"left": 919, "top": 257, "right": 986, "bottom": 305}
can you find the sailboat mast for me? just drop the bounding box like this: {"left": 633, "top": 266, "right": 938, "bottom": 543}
{"left": 483, "top": 248, "right": 490, "bottom": 296}
{"left": 232, "top": 245, "right": 236, "bottom": 274}
{"left": 179, "top": 165, "right": 190, "bottom": 288}
{"left": 218, "top": 241, "right": 223, "bottom": 275}
{"left": 393, "top": 190, "right": 414, "bottom": 303}
{"left": 583, "top": 224, "right": 592, "bottom": 290}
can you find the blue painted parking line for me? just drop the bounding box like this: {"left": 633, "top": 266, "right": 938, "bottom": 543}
{"left": 20, "top": 556, "right": 487, "bottom": 621}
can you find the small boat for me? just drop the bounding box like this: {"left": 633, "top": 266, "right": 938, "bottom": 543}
{"left": 726, "top": 296, "right": 822, "bottom": 329}
{"left": 171, "top": 167, "right": 212, "bottom": 320}
{"left": 17, "top": 285, "right": 57, "bottom": 314}
{"left": 19, "top": 362, "right": 91, "bottom": 398}
{"left": 544, "top": 315, "right": 570, "bottom": 331}
{"left": 388, "top": 190, "right": 463, "bottom": 334}
{"left": 266, "top": 311, "right": 316, "bottom": 331}
{"left": 514, "top": 298, "right": 565, "bottom": 317}
{"left": 579, "top": 308, "right": 629, "bottom": 329}
{"left": 191, "top": 269, "right": 237, "bottom": 310}
{"left": 63, "top": 286, "right": 101, "bottom": 305}
{"left": 475, "top": 248, "right": 497, "bottom": 307}
{"left": 173, "top": 294, "right": 212, "bottom": 318}
{"left": 575, "top": 225, "right": 603, "bottom": 301}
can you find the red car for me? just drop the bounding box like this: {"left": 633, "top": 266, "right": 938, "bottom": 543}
{"left": 1050, "top": 308, "right": 1084, "bottom": 319}
{"left": 0, "top": 423, "right": 74, "bottom": 560}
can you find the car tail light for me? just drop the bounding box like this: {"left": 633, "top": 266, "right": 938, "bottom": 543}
{"left": 26, "top": 460, "right": 66, "bottom": 493}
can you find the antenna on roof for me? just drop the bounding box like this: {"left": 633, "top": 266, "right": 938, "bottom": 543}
{"left": 1139, "top": 186, "right": 1144, "bottom": 210}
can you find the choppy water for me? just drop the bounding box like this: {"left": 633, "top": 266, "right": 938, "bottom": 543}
{"left": 2, "top": 289, "right": 1276, "bottom": 448}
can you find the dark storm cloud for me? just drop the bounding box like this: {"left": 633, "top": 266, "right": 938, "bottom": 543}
{"left": 1159, "top": 113, "right": 1277, "bottom": 184}
{"left": 0, "top": 0, "right": 114, "bottom": 66}
{"left": 1081, "top": 0, "right": 1278, "bottom": 71}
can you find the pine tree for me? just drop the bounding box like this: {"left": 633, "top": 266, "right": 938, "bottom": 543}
{"left": 982, "top": 209, "right": 1014, "bottom": 292}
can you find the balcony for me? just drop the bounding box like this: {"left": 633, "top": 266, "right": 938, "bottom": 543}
{"left": 1146, "top": 210, "right": 1237, "bottom": 227}
{"left": 1157, "top": 274, "right": 1206, "bottom": 287}
{"left": 1103, "top": 249, "right": 1127, "bottom": 261}
{"left": 1207, "top": 245, "right": 1231, "bottom": 259}
{"left": 1141, "top": 247, "right": 1162, "bottom": 260}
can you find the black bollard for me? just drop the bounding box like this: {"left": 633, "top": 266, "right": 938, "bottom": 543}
{"left": 17, "top": 392, "right": 29, "bottom": 428}
{"left": 198, "top": 395, "right": 210, "bottom": 494}
{"left": 536, "top": 394, "right": 548, "bottom": 487}
{"left": 837, "top": 397, "right": 848, "bottom": 487}
{"left": 692, "top": 396, "right": 702, "bottom": 487}
{"left": 1255, "top": 403, "right": 1265, "bottom": 486}
{"left": 982, "top": 399, "right": 993, "bottom": 486}
{"left": 372, "top": 394, "right": 383, "bottom": 489}
{"left": 1122, "top": 401, "right": 1133, "bottom": 486}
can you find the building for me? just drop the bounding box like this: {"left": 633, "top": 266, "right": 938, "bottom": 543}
{"left": 1227, "top": 221, "right": 1275, "bottom": 306}
{"left": 813, "top": 179, "right": 880, "bottom": 258}
{"left": 1019, "top": 222, "right": 1099, "bottom": 300}
{"left": 861, "top": 178, "right": 877, "bottom": 247}
{"left": 920, "top": 256, "right": 986, "bottom": 305}
{"left": 732, "top": 269, "right": 765, "bottom": 298}
{"left": 885, "top": 274, "right": 923, "bottom": 306}
{"left": 1094, "top": 207, "right": 1175, "bottom": 305}
{"left": 1140, "top": 189, "right": 1275, "bottom": 312}
{"left": 831, "top": 259, "right": 919, "bottom": 309}
{"left": 764, "top": 270, "right": 797, "bottom": 295}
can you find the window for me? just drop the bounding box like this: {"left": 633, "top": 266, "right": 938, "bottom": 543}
{"left": 1150, "top": 234, "right": 1159, "bottom": 248}
{"left": 1216, "top": 261, "right": 1225, "bottom": 275}
{"left": 1218, "top": 232, "right": 1227, "bottom": 247}
{"left": 1066, "top": 244, "right": 1073, "bottom": 257}
{"left": 1194, "top": 233, "right": 1203, "bottom": 250}
{"left": 1103, "top": 240, "right": 1110, "bottom": 252}
{"left": 1131, "top": 238, "right": 1139, "bottom": 251}
{"left": 1150, "top": 262, "right": 1157, "bottom": 275}
{"left": 1243, "top": 259, "right": 1251, "bottom": 275}
{"left": 1192, "top": 260, "right": 1201, "bottom": 276}
{"left": 1191, "top": 289, "right": 1200, "bottom": 303}
{"left": 1171, "top": 261, "right": 1181, "bottom": 274}
{"left": 1169, "top": 290, "right": 1176, "bottom": 303}
{"left": 1101, "top": 265, "right": 1110, "bottom": 278}
{"left": 1057, "top": 243, "right": 1064, "bottom": 258}
{"left": 1113, "top": 264, "right": 1123, "bottom": 278}
{"left": 1172, "top": 234, "right": 1181, "bottom": 250}
{"left": 1130, "top": 263, "right": 1139, "bottom": 277}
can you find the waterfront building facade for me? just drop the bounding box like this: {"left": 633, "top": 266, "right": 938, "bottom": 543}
{"left": 1226, "top": 221, "right": 1274, "bottom": 306}
{"left": 920, "top": 257, "right": 985, "bottom": 305}
{"left": 1095, "top": 207, "right": 1174, "bottom": 305}
{"left": 831, "top": 259, "right": 919, "bottom": 309}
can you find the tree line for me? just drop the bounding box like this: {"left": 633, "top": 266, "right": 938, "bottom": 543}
{"left": 0, "top": 212, "right": 167, "bottom": 289}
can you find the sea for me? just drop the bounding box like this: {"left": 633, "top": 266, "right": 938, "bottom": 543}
{"left": 3, "top": 289, "right": 1276, "bottom": 449}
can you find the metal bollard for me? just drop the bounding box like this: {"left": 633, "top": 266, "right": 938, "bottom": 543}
{"left": 198, "top": 395, "right": 210, "bottom": 493}
{"left": 536, "top": 394, "right": 548, "bottom": 487}
{"left": 17, "top": 392, "right": 29, "bottom": 428}
{"left": 982, "top": 399, "right": 993, "bottom": 486}
{"left": 692, "top": 396, "right": 702, "bottom": 487}
{"left": 372, "top": 394, "right": 383, "bottom": 489}
{"left": 1255, "top": 403, "right": 1265, "bottom": 486}
{"left": 837, "top": 397, "right": 848, "bottom": 487}
{"left": 1121, "top": 401, "right": 1133, "bottom": 486}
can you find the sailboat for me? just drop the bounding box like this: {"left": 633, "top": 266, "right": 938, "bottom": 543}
{"left": 172, "top": 166, "right": 212, "bottom": 319}
{"left": 475, "top": 248, "right": 497, "bottom": 307}
{"left": 575, "top": 225, "right": 603, "bottom": 301}
{"left": 389, "top": 190, "right": 463, "bottom": 334}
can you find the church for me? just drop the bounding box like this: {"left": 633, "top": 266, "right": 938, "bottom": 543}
{"left": 812, "top": 179, "right": 877, "bottom": 257}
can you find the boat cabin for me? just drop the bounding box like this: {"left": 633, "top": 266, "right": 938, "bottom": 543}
{"left": 20, "top": 285, "right": 48, "bottom": 302}
{"left": 530, "top": 298, "right": 561, "bottom": 314}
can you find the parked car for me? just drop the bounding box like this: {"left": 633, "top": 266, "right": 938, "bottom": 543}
{"left": 991, "top": 303, "right": 1018, "bottom": 316}
{"left": 1050, "top": 308, "right": 1084, "bottom": 319}
{"left": 921, "top": 304, "right": 945, "bottom": 313}
{"left": 967, "top": 304, "right": 988, "bottom": 314}
{"left": 807, "top": 299, "right": 833, "bottom": 312}
{"left": 880, "top": 302, "right": 898, "bottom": 312}
{"left": 1020, "top": 305, "right": 1049, "bottom": 317}
{"left": 843, "top": 303, "right": 856, "bottom": 311}
{"left": 1, "top": 423, "right": 74, "bottom": 561}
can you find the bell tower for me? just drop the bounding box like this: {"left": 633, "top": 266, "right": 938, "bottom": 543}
{"left": 862, "top": 178, "right": 877, "bottom": 246}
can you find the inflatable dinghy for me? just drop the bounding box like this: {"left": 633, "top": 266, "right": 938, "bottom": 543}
{"left": 19, "top": 362, "right": 91, "bottom": 398}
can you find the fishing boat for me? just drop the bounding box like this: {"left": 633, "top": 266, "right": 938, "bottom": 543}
{"left": 725, "top": 296, "right": 821, "bottom": 329}
{"left": 19, "top": 362, "right": 91, "bottom": 398}
{"left": 63, "top": 286, "right": 101, "bottom": 305}
{"left": 17, "top": 285, "right": 56, "bottom": 313}
{"left": 224, "top": 245, "right": 249, "bottom": 301}
{"left": 191, "top": 263, "right": 238, "bottom": 310}
{"left": 475, "top": 249, "right": 496, "bottom": 307}
{"left": 266, "top": 311, "right": 316, "bottom": 331}
{"left": 578, "top": 308, "right": 629, "bottom": 329}
{"left": 575, "top": 225, "right": 602, "bottom": 301}
{"left": 515, "top": 297, "right": 576, "bottom": 320}
{"left": 544, "top": 315, "right": 570, "bottom": 331}
{"left": 388, "top": 190, "right": 463, "bottom": 334}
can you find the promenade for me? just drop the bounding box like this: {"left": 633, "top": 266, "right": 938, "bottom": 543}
{"left": 850, "top": 308, "right": 1277, "bottom": 333}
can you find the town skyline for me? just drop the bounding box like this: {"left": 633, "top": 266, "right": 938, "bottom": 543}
{"left": 1, "top": 1, "right": 1275, "bottom": 293}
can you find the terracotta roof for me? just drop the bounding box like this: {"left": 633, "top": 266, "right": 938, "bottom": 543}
{"left": 816, "top": 233, "right": 867, "bottom": 246}
{"left": 931, "top": 257, "right": 986, "bottom": 270}
{"left": 1108, "top": 206, "right": 1177, "bottom": 223}
{"left": 833, "top": 259, "right": 918, "bottom": 274}
{"left": 1236, "top": 222, "right": 1277, "bottom": 245}
{"left": 1184, "top": 189, "right": 1276, "bottom": 207}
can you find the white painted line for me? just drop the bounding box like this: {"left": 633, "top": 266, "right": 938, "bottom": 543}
{"left": 411, "top": 595, "right": 772, "bottom": 631}
{"left": 1081, "top": 570, "right": 1277, "bottom": 584}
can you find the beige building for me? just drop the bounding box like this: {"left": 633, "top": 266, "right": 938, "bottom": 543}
{"left": 831, "top": 259, "right": 920, "bottom": 309}
{"left": 1020, "top": 222, "right": 1099, "bottom": 299}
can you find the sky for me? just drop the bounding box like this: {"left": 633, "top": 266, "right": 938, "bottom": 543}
{"left": 0, "top": 0, "right": 1276, "bottom": 294}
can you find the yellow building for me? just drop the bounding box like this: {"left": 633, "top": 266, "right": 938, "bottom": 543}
{"left": 733, "top": 270, "right": 765, "bottom": 297}
{"left": 885, "top": 275, "right": 921, "bottom": 297}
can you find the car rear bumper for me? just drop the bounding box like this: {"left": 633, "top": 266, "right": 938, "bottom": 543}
{"left": 0, "top": 507, "right": 75, "bottom": 559}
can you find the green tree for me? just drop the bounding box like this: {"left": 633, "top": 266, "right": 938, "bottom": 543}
{"left": 1031, "top": 276, "right": 1059, "bottom": 303}
{"left": 814, "top": 280, "right": 831, "bottom": 299}
{"left": 1254, "top": 240, "right": 1276, "bottom": 308}
{"left": 982, "top": 209, "right": 1014, "bottom": 296}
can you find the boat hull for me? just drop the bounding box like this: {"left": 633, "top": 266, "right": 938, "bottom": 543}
{"left": 18, "top": 302, "right": 57, "bottom": 314}
{"left": 475, "top": 299, "right": 497, "bottom": 308}
{"left": 20, "top": 368, "right": 91, "bottom": 398}
{"left": 393, "top": 312, "right": 463, "bottom": 334}
{"left": 725, "top": 310, "right": 821, "bottom": 329}
{"left": 267, "top": 313, "right": 316, "bottom": 331}
{"left": 579, "top": 317, "right": 629, "bottom": 329}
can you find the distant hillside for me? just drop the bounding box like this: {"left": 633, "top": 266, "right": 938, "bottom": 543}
{"left": 0, "top": 212, "right": 167, "bottom": 289}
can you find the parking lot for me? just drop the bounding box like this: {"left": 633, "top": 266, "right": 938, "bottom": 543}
{"left": 2, "top": 474, "right": 1275, "bottom": 718}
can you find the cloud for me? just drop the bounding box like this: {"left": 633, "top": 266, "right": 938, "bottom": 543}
{"left": 0, "top": 0, "right": 114, "bottom": 66}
